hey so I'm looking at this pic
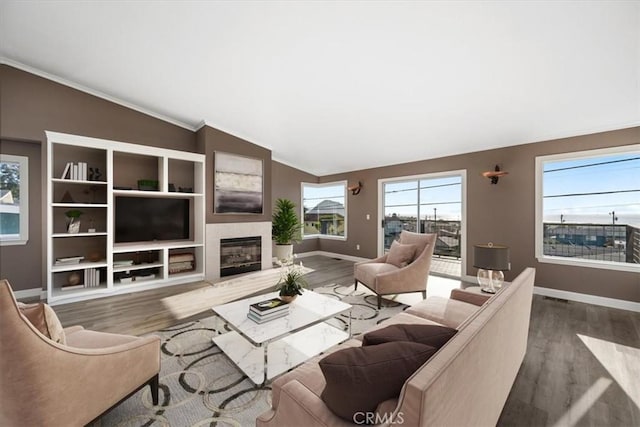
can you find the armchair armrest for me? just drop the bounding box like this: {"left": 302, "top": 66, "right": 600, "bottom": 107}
{"left": 63, "top": 332, "right": 160, "bottom": 355}
{"left": 354, "top": 254, "right": 388, "bottom": 267}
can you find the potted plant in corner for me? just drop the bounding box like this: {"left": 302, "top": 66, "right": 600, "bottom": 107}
{"left": 277, "top": 263, "right": 307, "bottom": 303}
{"left": 272, "top": 198, "right": 301, "bottom": 262}
{"left": 65, "top": 209, "right": 83, "bottom": 234}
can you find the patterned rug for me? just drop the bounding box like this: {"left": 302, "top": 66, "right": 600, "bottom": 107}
{"left": 97, "top": 284, "right": 408, "bottom": 426}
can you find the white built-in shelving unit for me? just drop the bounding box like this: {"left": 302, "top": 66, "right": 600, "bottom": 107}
{"left": 46, "top": 131, "right": 205, "bottom": 305}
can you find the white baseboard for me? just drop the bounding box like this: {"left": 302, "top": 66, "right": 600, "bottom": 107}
{"left": 466, "top": 273, "right": 639, "bottom": 312}
{"left": 298, "top": 253, "right": 640, "bottom": 313}
{"left": 534, "top": 286, "right": 640, "bottom": 313}
{"left": 13, "top": 287, "right": 45, "bottom": 300}
{"left": 296, "top": 250, "right": 369, "bottom": 264}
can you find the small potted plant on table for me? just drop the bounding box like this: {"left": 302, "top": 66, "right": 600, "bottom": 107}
{"left": 277, "top": 263, "right": 307, "bottom": 303}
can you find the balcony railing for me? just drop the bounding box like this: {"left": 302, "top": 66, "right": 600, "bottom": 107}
{"left": 384, "top": 219, "right": 461, "bottom": 259}
{"left": 543, "top": 222, "right": 639, "bottom": 264}
{"left": 383, "top": 220, "right": 640, "bottom": 265}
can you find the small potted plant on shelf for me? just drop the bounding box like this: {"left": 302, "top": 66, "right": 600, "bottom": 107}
{"left": 272, "top": 198, "right": 302, "bottom": 262}
{"left": 65, "top": 209, "right": 83, "bottom": 234}
{"left": 277, "top": 262, "right": 307, "bottom": 303}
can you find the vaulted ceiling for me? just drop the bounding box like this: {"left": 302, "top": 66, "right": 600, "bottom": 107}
{"left": 1, "top": 1, "right": 638, "bottom": 175}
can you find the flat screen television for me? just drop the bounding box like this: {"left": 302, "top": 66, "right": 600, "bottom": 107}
{"left": 115, "top": 197, "right": 190, "bottom": 243}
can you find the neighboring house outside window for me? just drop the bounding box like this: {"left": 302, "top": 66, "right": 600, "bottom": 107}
{"left": 0, "top": 154, "right": 29, "bottom": 245}
{"left": 535, "top": 145, "right": 640, "bottom": 272}
{"left": 302, "top": 182, "right": 347, "bottom": 239}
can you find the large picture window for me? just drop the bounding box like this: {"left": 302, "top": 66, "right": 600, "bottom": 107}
{"left": 535, "top": 145, "right": 640, "bottom": 272}
{"left": 0, "top": 154, "right": 29, "bottom": 245}
{"left": 302, "top": 182, "right": 347, "bottom": 239}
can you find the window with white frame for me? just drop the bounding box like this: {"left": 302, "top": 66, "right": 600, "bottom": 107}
{"left": 302, "top": 182, "right": 347, "bottom": 239}
{"left": 535, "top": 145, "right": 640, "bottom": 272}
{"left": 0, "top": 154, "right": 29, "bottom": 245}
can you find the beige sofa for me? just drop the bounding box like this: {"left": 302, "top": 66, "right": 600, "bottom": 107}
{"left": 257, "top": 267, "right": 535, "bottom": 427}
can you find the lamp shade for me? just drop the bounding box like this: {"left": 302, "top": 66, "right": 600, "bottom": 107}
{"left": 473, "top": 243, "right": 510, "bottom": 271}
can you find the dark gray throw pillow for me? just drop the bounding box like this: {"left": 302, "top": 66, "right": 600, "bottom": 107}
{"left": 319, "top": 341, "right": 437, "bottom": 422}
{"left": 362, "top": 323, "right": 457, "bottom": 349}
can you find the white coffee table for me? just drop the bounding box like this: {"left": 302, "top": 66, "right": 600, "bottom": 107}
{"left": 211, "top": 290, "right": 352, "bottom": 385}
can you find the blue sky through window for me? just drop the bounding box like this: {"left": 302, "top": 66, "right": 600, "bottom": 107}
{"left": 302, "top": 183, "right": 345, "bottom": 211}
{"left": 384, "top": 176, "right": 462, "bottom": 221}
{"left": 543, "top": 154, "right": 640, "bottom": 226}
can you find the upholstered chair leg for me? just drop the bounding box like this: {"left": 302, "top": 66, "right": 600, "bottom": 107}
{"left": 150, "top": 374, "right": 159, "bottom": 405}
{"left": 354, "top": 279, "right": 358, "bottom": 290}
{"left": 377, "top": 295, "right": 382, "bottom": 309}
{"left": 422, "top": 290, "right": 427, "bottom": 300}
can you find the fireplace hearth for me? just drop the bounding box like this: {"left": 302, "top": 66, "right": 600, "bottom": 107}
{"left": 220, "top": 236, "right": 262, "bottom": 277}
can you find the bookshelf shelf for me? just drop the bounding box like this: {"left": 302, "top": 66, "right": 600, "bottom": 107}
{"left": 46, "top": 131, "right": 206, "bottom": 305}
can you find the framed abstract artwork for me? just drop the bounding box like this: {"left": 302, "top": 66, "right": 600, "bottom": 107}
{"left": 214, "top": 152, "right": 263, "bottom": 214}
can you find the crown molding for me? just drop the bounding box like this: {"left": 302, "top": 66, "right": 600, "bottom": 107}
{"left": 0, "top": 56, "right": 197, "bottom": 132}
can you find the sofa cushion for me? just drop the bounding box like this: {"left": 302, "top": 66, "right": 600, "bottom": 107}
{"left": 369, "top": 311, "right": 445, "bottom": 330}
{"left": 406, "top": 296, "right": 479, "bottom": 329}
{"left": 386, "top": 240, "right": 417, "bottom": 268}
{"left": 354, "top": 262, "right": 398, "bottom": 285}
{"left": 17, "top": 302, "right": 66, "bottom": 344}
{"left": 319, "top": 341, "right": 437, "bottom": 421}
{"left": 362, "top": 323, "right": 457, "bottom": 349}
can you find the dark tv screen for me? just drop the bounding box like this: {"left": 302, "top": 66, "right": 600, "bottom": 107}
{"left": 115, "top": 197, "right": 190, "bottom": 243}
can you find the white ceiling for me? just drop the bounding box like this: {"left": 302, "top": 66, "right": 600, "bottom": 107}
{"left": 1, "top": 1, "right": 639, "bottom": 176}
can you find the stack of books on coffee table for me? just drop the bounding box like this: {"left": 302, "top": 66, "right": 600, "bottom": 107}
{"left": 247, "top": 297, "right": 289, "bottom": 323}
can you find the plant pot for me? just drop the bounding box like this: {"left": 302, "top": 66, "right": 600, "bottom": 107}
{"left": 274, "top": 244, "right": 293, "bottom": 263}
{"left": 67, "top": 218, "right": 81, "bottom": 234}
{"left": 280, "top": 294, "right": 297, "bottom": 303}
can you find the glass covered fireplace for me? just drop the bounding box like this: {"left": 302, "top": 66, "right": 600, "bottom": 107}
{"left": 220, "top": 236, "right": 262, "bottom": 277}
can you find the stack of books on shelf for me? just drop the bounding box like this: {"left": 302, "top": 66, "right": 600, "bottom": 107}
{"left": 55, "top": 256, "right": 84, "bottom": 266}
{"left": 168, "top": 253, "right": 195, "bottom": 274}
{"left": 83, "top": 267, "right": 101, "bottom": 287}
{"left": 60, "top": 267, "right": 101, "bottom": 291}
{"left": 247, "top": 297, "right": 289, "bottom": 323}
{"left": 60, "top": 162, "right": 89, "bottom": 181}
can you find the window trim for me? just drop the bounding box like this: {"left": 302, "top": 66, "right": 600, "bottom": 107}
{"left": 301, "top": 180, "right": 348, "bottom": 241}
{"left": 535, "top": 145, "right": 640, "bottom": 273}
{"left": 0, "top": 154, "right": 29, "bottom": 246}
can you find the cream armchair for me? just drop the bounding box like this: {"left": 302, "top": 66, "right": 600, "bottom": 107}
{"left": 0, "top": 279, "right": 161, "bottom": 426}
{"left": 354, "top": 231, "right": 436, "bottom": 308}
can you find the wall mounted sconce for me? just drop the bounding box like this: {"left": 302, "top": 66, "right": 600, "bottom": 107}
{"left": 482, "top": 165, "right": 508, "bottom": 184}
{"left": 348, "top": 181, "right": 362, "bottom": 195}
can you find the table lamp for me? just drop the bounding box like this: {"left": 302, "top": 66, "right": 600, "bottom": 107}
{"left": 473, "top": 243, "right": 510, "bottom": 294}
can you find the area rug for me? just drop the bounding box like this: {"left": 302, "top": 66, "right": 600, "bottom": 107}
{"left": 97, "top": 284, "right": 408, "bottom": 426}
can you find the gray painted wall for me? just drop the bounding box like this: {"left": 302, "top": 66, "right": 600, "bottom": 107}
{"left": 315, "top": 127, "right": 640, "bottom": 303}
{"left": 0, "top": 65, "right": 196, "bottom": 291}
{"left": 2, "top": 64, "right": 638, "bottom": 304}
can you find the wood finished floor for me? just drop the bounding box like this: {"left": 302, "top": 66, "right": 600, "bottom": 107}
{"left": 54, "top": 255, "right": 357, "bottom": 336}
{"left": 52, "top": 255, "right": 640, "bottom": 426}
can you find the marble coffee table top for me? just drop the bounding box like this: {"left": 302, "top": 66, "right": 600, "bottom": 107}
{"left": 212, "top": 289, "right": 351, "bottom": 347}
